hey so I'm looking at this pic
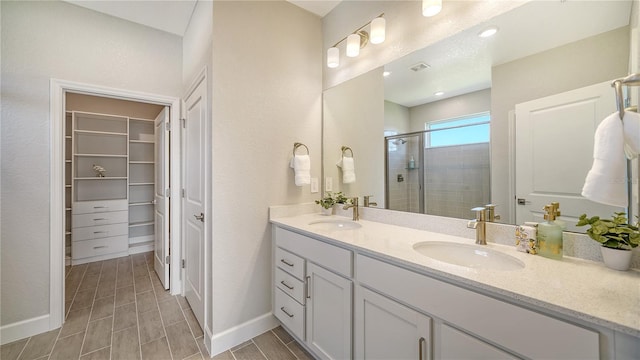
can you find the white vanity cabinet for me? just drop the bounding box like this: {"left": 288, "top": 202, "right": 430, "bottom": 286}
{"left": 355, "top": 286, "right": 432, "bottom": 360}
{"left": 273, "top": 227, "right": 353, "bottom": 360}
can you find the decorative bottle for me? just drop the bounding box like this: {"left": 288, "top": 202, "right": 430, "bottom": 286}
{"left": 537, "top": 202, "right": 563, "bottom": 260}
{"left": 408, "top": 156, "right": 415, "bottom": 169}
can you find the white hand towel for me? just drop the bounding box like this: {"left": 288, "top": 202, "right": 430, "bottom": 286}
{"left": 336, "top": 156, "right": 356, "bottom": 184}
{"left": 581, "top": 112, "right": 628, "bottom": 207}
{"left": 290, "top": 155, "right": 311, "bottom": 186}
{"left": 623, "top": 111, "right": 640, "bottom": 159}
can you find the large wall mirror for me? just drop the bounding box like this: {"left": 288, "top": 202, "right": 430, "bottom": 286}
{"left": 323, "top": 0, "right": 637, "bottom": 231}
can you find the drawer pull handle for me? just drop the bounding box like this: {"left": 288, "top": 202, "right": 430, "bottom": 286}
{"left": 280, "top": 307, "right": 294, "bottom": 318}
{"left": 306, "top": 276, "right": 311, "bottom": 299}
{"left": 280, "top": 281, "right": 294, "bottom": 290}
{"left": 93, "top": 245, "right": 108, "bottom": 249}
{"left": 93, "top": 231, "right": 107, "bottom": 234}
{"left": 418, "top": 337, "right": 426, "bottom": 360}
{"left": 93, "top": 206, "right": 107, "bottom": 209}
{"left": 280, "top": 259, "right": 294, "bottom": 267}
{"left": 93, "top": 218, "right": 107, "bottom": 221}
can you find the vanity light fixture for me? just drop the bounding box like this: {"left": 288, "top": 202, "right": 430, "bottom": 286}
{"left": 478, "top": 26, "right": 499, "bottom": 38}
{"left": 422, "top": 0, "right": 442, "bottom": 17}
{"left": 326, "top": 14, "right": 385, "bottom": 68}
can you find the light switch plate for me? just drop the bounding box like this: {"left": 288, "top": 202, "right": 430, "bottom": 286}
{"left": 325, "top": 177, "right": 333, "bottom": 192}
{"left": 310, "top": 178, "right": 318, "bottom": 193}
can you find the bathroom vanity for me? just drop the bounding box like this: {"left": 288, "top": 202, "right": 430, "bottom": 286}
{"left": 271, "top": 212, "right": 640, "bottom": 360}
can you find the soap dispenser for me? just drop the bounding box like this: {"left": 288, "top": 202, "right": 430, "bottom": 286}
{"left": 537, "top": 202, "right": 563, "bottom": 260}
{"left": 408, "top": 156, "right": 415, "bottom": 169}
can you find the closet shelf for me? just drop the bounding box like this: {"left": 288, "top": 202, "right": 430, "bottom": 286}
{"left": 129, "top": 221, "right": 154, "bottom": 228}
{"left": 129, "top": 201, "right": 154, "bottom": 207}
{"left": 75, "top": 177, "right": 127, "bottom": 180}
{"left": 74, "top": 129, "right": 127, "bottom": 136}
{"left": 129, "top": 117, "right": 154, "bottom": 122}
{"left": 129, "top": 182, "right": 154, "bottom": 186}
{"left": 74, "top": 154, "right": 128, "bottom": 158}
{"left": 129, "top": 161, "right": 154, "bottom": 164}
{"left": 129, "top": 140, "right": 154, "bottom": 144}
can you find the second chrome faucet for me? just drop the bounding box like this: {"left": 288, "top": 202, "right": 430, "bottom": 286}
{"left": 343, "top": 197, "right": 359, "bottom": 221}
{"left": 467, "top": 205, "right": 500, "bottom": 245}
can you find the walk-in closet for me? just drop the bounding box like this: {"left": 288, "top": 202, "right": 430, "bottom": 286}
{"left": 64, "top": 94, "right": 165, "bottom": 266}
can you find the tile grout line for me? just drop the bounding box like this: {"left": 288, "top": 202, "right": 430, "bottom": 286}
{"left": 175, "top": 290, "right": 202, "bottom": 359}
{"left": 104, "top": 261, "right": 115, "bottom": 360}
{"left": 77, "top": 264, "right": 101, "bottom": 359}
{"left": 147, "top": 255, "right": 176, "bottom": 360}
{"left": 270, "top": 329, "right": 299, "bottom": 360}
{"left": 250, "top": 338, "right": 270, "bottom": 360}
{"left": 132, "top": 256, "right": 144, "bottom": 360}
{"left": 13, "top": 335, "right": 31, "bottom": 360}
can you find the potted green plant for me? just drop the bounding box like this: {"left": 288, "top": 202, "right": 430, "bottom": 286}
{"left": 315, "top": 192, "right": 350, "bottom": 215}
{"left": 576, "top": 212, "right": 639, "bottom": 271}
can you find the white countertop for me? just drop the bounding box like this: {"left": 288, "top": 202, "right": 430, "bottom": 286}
{"left": 271, "top": 213, "right": 640, "bottom": 337}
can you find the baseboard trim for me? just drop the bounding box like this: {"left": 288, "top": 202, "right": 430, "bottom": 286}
{"left": 209, "top": 313, "right": 278, "bottom": 356}
{"left": 0, "top": 314, "right": 51, "bottom": 345}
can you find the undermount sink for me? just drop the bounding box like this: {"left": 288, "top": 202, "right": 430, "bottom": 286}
{"left": 413, "top": 241, "right": 525, "bottom": 271}
{"left": 308, "top": 219, "right": 362, "bottom": 230}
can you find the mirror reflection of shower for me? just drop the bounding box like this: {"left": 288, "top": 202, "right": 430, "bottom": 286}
{"left": 385, "top": 119, "right": 491, "bottom": 219}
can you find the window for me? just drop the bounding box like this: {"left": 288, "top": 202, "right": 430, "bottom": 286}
{"left": 425, "top": 112, "right": 490, "bottom": 147}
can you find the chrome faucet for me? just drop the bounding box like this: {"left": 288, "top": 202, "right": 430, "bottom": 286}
{"left": 343, "top": 197, "right": 359, "bottom": 221}
{"left": 467, "top": 207, "right": 487, "bottom": 245}
{"left": 363, "top": 195, "right": 377, "bottom": 207}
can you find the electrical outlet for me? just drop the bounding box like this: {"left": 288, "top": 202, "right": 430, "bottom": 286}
{"left": 310, "top": 178, "right": 319, "bottom": 193}
{"left": 325, "top": 177, "right": 333, "bottom": 192}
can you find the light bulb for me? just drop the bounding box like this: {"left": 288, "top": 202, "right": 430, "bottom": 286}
{"left": 370, "top": 17, "right": 386, "bottom": 44}
{"left": 327, "top": 47, "right": 339, "bottom": 68}
{"left": 422, "top": 0, "right": 442, "bottom": 17}
{"left": 346, "top": 34, "right": 360, "bottom": 57}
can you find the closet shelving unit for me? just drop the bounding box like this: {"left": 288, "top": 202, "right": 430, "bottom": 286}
{"left": 65, "top": 112, "right": 73, "bottom": 266}
{"left": 67, "top": 111, "right": 157, "bottom": 264}
{"left": 128, "top": 118, "right": 155, "bottom": 254}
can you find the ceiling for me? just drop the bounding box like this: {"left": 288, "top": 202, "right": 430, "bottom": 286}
{"left": 64, "top": 0, "right": 339, "bottom": 37}
{"left": 383, "top": 0, "right": 633, "bottom": 107}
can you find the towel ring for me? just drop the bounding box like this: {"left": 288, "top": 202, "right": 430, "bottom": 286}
{"left": 341, "top": 146, "right": 353, "bottom": 158}
{"left": 293, "top": 142, "right": 309, "bottom": 156}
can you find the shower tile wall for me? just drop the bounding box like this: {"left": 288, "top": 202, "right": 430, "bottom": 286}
{"left": 424, "top": 142, "right": 490, "bottom": 219}
{"left": 387, "top": 142, "right": 409, "bottom": 211}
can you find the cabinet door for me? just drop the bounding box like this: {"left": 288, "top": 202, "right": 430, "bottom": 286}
{"left": 306, "top": 262, "right": 352, "bottom": 360}
{"left": 355, "top": 286, "right": 431, "bottom": 360}
{"left": 439, "top": 324, "right": 516, "bottom": 360}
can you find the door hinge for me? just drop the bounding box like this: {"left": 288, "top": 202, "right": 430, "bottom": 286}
{"left": 181, "top": 259, "right": 185, "bottom": 269}
{"left": 165, "top": 188, "right": 171, "bottom": 197}
{"left": 165, "top": 122, "right": 171, "bottom": 131}
{"left": 181, "top": 188, "right": 185, "bottom": 198}
{"left": 165, "top": 255, "right": 170, "bottom": 264}
{"left": 181, "top": 118, "right": 186, "bottom": 128}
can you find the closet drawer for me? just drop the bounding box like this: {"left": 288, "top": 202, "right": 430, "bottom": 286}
{"left": 72, "top": 223, "right": 128, "bottom": 241}
{"left": 276, "top": 268, "right": 305, "bottom": 304}
{"left": 276, "top": 247, "right": 305, "bottom": 280}
{"left": 73, "top": 200, "right": 128, "bottom": 214}
{"left": 72, "top": 235, "right": 128, "bottom": 259}
{"left": 73, "top": 210, "right": 128, "bottom": 228}
{"left": 274, "top": 287, "right": 305, "bottom": 340}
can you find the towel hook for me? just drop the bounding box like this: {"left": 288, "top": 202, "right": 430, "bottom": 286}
{"left": 293, "top": 142, "right": 309, "bottom": 156}
{"left": 341, "top": 146, "right": 354, "bottom": 157}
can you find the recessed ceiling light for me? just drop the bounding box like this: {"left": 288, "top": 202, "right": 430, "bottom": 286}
{"left": 434, "top": 91, "right": 444, "bottom": 96}
{"left": 478, "top": 26, "right": 499, "bottom": 38}
{"left": 383, "top": 71, "right": 391, "bottom": 77}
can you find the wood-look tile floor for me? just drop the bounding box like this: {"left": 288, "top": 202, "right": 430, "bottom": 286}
{"left": 1, "top": 252, "right": 312, "bottom": 360}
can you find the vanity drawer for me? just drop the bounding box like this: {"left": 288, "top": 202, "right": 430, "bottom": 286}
{"left": 72, "top": 235, "right": 128, "bottom": 259}
{"left": 275, "top": 227, "right": 352, "bottom": 277}
{"left": 275, "top": 287, "right": 305, "bottom": 340}
{"left": 73, "top": 210, "right": 128, "bottom": 228}
{"left": 72, "top": 223, "right": 128, "bottom": 241}
{"left": 276, "top": 247, "right": 305, "bottom": 280}
{"left": 276, "top": 268, "right": 305, "bottom": 304}
{"left": 73, "top": 200, "right": 128, "bottom": 214}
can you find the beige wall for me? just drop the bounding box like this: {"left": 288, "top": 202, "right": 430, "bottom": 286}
{"left": 409, "top": 89, "right": 491, "bottom": 132}
{"left": 324, "top": 67, "right": 385, "bottom": 206}
{"left": 384, "top": 100, "right": 410, "bottom": 134}
{"left": 0, "top": 0, "right": 181, "bottom": 328}
{"left": 491, "top": 26, "right": 630, "bottom": 223}
{"left": 211, "top": 0, "right": 322, "bottom": 337}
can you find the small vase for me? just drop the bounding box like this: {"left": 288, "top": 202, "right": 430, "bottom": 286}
{"left": 600, "top": 247, "right": 632, "bottom": 271}
{"left": 320, "top": 207, "right": 333, "bottom": 216}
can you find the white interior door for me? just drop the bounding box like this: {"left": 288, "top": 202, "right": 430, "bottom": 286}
{"left": 183, "top": 79, "right": 206, "bottom": 329}
{"left": 154, "top": 107, "right": 170, "bottom": 289}
{"left": 515, "top": 80, "right": 623, "bottom": 231}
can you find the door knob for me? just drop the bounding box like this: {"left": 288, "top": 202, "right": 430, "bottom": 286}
{"left": 194, "top": 213, "right": 204, "bottom": 222}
